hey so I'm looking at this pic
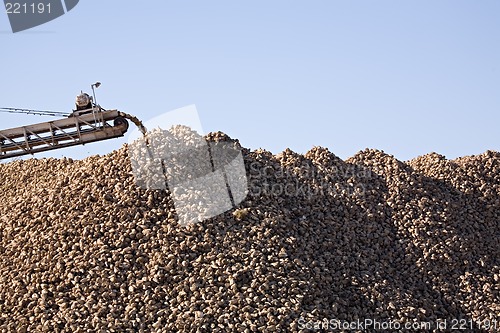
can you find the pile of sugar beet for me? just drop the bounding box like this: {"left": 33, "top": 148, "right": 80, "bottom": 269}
{"left": 0, "top": 131, "right": 498, "bottom": 332}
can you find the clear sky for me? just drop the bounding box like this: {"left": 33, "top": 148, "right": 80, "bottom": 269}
{"left": 1, "top": 1, "right": 499, "bottom": 161}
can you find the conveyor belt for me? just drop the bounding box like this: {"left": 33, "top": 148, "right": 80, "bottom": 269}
{"left": 0, "top": 109, "right": 144, "bottom": 160}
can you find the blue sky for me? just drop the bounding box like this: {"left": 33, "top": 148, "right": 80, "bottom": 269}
{"left": 1, "top": 1, "right": 499, "bottom": 161}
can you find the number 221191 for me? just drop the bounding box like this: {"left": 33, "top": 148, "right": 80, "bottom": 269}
{"left": 5, "top": 3, "right": 52, "bottom": 14}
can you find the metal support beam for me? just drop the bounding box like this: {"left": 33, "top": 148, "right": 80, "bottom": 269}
{"left": 0, "top": 110, "right": 129, "bottom": 160}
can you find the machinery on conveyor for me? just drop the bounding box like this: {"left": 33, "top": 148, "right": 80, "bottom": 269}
{"left": 0, "top": 82, "right": 147, "bottom": 160}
